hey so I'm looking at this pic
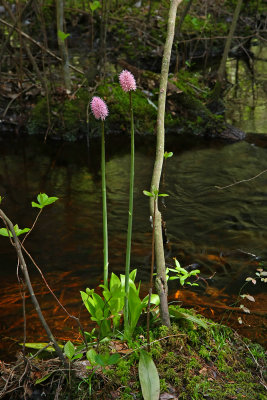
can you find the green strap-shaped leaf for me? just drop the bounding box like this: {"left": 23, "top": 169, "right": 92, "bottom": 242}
{"left": 20, "top": 342, "right": 63, "bottom": 352}
{"left": 138, "top": 350, "right": 160, "bottom": 400}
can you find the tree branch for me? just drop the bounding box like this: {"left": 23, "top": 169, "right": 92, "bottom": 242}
{"left": 215, "top": 169, "right": 267, "bottom": 190}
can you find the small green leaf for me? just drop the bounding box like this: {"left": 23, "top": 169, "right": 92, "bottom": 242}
{"left": 72, "top": 353, "right": 83, "bottom": 360}
{"left": 86, "top": 349, "right": 97, "bottom": 365}
{"left": 31, "top": 201, "right": 42, "bottom": 209}
{"left": 0, "top": 225, "right": 30, "bottom": 238}
{"left": 0, "top": 228, "right": 10, "bottom": 237}
{"left": 58, "top": 30, "right": 70, "bottom": 41}
{"left": 64, "top": 340, "right": 75, "bottom": 360}
{"left": 90, "top": 0, "right": 101, "bottom": 12}
{"left": 32, "top": 193, "right": 59, "bottom": 209}
{"left": 107, "top": 353, "right": 120, "bottom": 365}
{"left": 158, "top": 193, "right": 169, "bottom": 197}
{"left": 164, "top": 151, "right": 173, "bottom": 159}
{"left": 95, "top": 354, "right": 106, "bottom": 367}
{"left": 143, "top": 190, "right": 153, "bottom": 197}
{"left": 14, "top": 225, "right": 31, "bottom": 236}
{"left": 138, "top": 350, "right": 160, "bottom": 400}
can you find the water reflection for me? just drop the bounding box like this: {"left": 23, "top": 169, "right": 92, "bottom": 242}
{"left": 225, "top": 39, "right": 267, "bottom": 133}
{"left": 0, "top": 134, "right": 266, "bottom": 359}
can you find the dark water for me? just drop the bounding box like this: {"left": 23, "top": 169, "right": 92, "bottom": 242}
{"left": 225, "top": 39, "right": 267, "bottom": 134}
{"left": 0, "top": 132, "right": 267, "bottom": 360}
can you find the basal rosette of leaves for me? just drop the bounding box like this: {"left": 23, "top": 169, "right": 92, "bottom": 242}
{"left": 81, "top": 269, "right": 160, "bottom": 339}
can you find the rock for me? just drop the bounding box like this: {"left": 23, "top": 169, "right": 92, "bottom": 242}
{"left": 217, "top": 123, "right": 246, "bottom": 141}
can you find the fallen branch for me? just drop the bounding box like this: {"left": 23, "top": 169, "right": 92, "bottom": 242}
{"left": 215, "top": 169, "right": 267, "bottom": 190}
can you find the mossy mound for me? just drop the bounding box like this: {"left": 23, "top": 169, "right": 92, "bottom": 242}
{"left": 1, "top": 307, "right": 266, "bottom": 399}
{"left": 97, "top": 81, "right": 157, "bottom": 134}
{"left": 26, "top": 80, "right": 159, "bottom": 141}
{"left": 105, "top": 308, "right": 266, "bottom": 400}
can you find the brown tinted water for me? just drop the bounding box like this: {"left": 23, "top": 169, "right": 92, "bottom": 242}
{"left": 0, "top": 132, "right": 266, "bottom": 360}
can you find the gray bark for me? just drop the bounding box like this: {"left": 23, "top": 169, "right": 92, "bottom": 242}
{"left": 150, "top": 0, "right": 183, "bottom": 327}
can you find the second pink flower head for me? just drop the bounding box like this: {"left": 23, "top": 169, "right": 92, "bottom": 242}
{"left": 91, "top": 96, "right": 109, "bottom": 121}
{"left": 119, "top": 70, "right": 136, "bottom": 92}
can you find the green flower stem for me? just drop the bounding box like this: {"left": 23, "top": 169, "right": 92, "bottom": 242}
{"left": 124, "top": 91, "right": 134, "bottom": 335}
{"left": 101, "top": 120, "right": 108, "bottom": 287}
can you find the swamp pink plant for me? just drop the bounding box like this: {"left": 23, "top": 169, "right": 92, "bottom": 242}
{"left": 119, "top": 70, "right": 137, "bottom": 337}
{"left": 91, "top": 96, "right": 109, "bottom": 287}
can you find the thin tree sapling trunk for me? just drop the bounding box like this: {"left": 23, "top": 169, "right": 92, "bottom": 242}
{"left": 150, "top": 0, "right": 183, "bottom": 327}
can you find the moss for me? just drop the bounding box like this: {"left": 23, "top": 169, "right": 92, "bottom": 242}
{"left": 110, "top": 359, "right": 131, "bottom": 385}
{"left": 97, "top": 82, "right": 157, "bottom": 133}
{"left": 160, "top": 378, "right": 168, "bottom": 392}
{"left": 27, "top": 88, "right": 89, "bottom": 141}
{"left": 186, "top": 357, "right": 201, "bottom": 371}
{"left": 150, "top": 340, "right": 164, "bottom": 360}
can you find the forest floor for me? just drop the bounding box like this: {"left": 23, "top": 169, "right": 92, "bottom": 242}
{"left": 0, "top": 307, "right": 266, "bottom": 400}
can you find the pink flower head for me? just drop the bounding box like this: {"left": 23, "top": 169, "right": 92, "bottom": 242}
{"left": 119, "top": 70, "right": 136, "bottom": 92}
{"left": 91, "top": 96, "right": 109, "bottom": 120}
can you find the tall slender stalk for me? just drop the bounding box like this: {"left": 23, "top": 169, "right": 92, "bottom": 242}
{"left": 124, "top": 91, "right": 135, "bottom": 335}
{"left": 101, "top": 120, "right": 109, "bottom": 287}
{"left": 90, "top": 96, "right": 109, "bottom": 286}
{"left": 118, "top": 69, "right": 136, "bottom": 337}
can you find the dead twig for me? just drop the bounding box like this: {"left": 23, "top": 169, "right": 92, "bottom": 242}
{"left": 215, "top": 169, "right": 267, "bottom": 190}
